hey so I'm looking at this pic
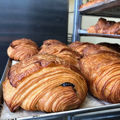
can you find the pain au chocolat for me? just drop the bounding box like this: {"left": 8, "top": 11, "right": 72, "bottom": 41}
{"left": 7, "top": 38, "right": 39, "bottom": 61}
{"left": 69, "top": 41, "right": 120, "bottom": 103}
{"left": 3, "top": 54, "right": 87, "bottom": 112}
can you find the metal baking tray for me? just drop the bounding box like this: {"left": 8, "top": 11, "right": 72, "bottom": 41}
{"left": 79, "top": 0, "right": 120, "bottom": 18}
{"left": 1, "top": 59, "right": 120, "bottom": 120}
{"left": 78, "top": 29, "right": 120, "bottom": 39}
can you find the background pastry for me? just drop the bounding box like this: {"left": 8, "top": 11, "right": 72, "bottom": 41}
{"left": 39, "top": 39, "right": 82, "bottom": 73}
{"left": 69, "top": 41, "right": 117, "bottom": 56}
{"left": 88, "top": 18, "right": 120, "bottom": 35}
{"left": 3, "top": 54, "right": 87, "bottom": 112}
{"left": 7, "top": 38, "right": 39, "bottom": 61}
{"left": 80, "top": 0, "right": 104, "bottom": 9}
{"left": 69, "top": 41, "right": 120, "bottom": 103}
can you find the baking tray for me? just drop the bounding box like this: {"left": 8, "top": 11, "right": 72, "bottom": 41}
{"left": 78, "top": 29, "right": 120, "bottom": 39}
{"left": 79, "top": 0, "right": 120, "bottom": 18}
{"left": 1, "top": 59, "right": 120, "bottom": 120}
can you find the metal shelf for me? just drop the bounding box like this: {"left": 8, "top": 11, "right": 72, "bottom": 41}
{"left": 72, "top": 0, "right": 120, "bottom": 120}
{"left": 79, "top": 0, "right": 120, "bottom": 18}
{"left": 78, "top": 29, "right": 120, "bottom": 39}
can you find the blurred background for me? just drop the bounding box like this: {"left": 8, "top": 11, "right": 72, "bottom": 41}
{"left": 0, "top": 0, "right": 68, "bottom": 79}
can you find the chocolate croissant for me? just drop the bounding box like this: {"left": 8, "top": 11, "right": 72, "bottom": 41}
{"left": 39, "top": 39, "right": 82, "bottom": 73}
{"left": 69, "top": 41, "right": 120, "bottom": 103}
{"left": 88, "top": 18, "right": 120, "bottom": 35}
{"left": 3, "top": 54, "right": 87, "bottom": 112}
{"left": 7, "top": 38, "right": 39, "bottom": 61}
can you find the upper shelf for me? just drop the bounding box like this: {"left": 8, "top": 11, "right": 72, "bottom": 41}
{"left": 79, "top": 0, "right": 120, "bottom": 18}
{"left": 78, "top": 29, "right": 120, "bottom": 39}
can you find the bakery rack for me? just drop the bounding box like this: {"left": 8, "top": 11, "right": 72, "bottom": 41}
{"left": 73, "top": 0, "right": 120, "bottom": 42}
{"left": 72, "top": 0, "right": 120, "bottom": 119}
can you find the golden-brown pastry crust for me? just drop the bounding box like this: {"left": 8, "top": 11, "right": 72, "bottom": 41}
{"left": 7, "top": 38, "right": 39, "bottom": 61}
{"left": 88, "top": 18, "right": 120, "bottom": 35}
{"left": 3, "top": 54, "right": 87, "bottom": 112}
{"left": 69, "top": 41, "right": 120, "bottom": 103}
{"left": 39, "top": 39, "right": 82, "bottom": 73}
{"left": 80, "top": 0, "right": 104, "bottom": 9}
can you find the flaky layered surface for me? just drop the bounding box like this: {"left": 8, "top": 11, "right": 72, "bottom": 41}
{"left": 3, "top": 54, "right": 87, "bottom": 112}
{"left": 39, "top": 39, "right": 82, "bottom": 73}
{"left": 69, "top": 41, "right": 120, "bottom": 103}
{"left": 69, "top": 41, "right": 116, "bottom": 57}
{"left": 7, "top": 38, "right": 39, "bottom": 61}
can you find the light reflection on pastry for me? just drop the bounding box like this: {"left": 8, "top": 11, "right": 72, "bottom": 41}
{"left": 3, "top": 54, "right": 87, "bottom": 112}
{"left": 7, "top": 38, "right": 39, "bottom": 61}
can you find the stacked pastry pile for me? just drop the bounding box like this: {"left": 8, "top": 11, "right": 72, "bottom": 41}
{"left": 3, "top": 38, "right": 120, "bottom": 113}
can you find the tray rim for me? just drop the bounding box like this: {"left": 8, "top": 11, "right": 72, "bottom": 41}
{"left": 1, "top": 58, "right": 120, "bottom": 120}
{"left": 78, "top": 29, "right": 120, "bottom": 39}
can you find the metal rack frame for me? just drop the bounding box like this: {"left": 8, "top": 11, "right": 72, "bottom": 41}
{"left": 73, "top": 0, "right": 120, "bottom": 42}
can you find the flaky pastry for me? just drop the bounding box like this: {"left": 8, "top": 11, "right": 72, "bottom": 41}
{"left": 7, "top": 38, "right": 39, "bottom": 61}
{"left": 3, "top": 54, "right": 87, "bottom": 112}
{"left": 39, "top": 39, "right": 82, "bottom": 73}
{"left": 80, "top": 0, "right": 104, "bottom": 9}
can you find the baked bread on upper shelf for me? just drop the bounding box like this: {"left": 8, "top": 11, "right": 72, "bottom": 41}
{"left": 7, "top": 38, "right": 39, "bottom": 61}
{"left": 88, "top": 18, "right": 120, "bottom": 35}
{"left": 80, "top": 0, "right": 105, "bottom": 9}
{"left": 69, "top": 41, "right": 120, "bottom": 103}
{"left": 3, "top": 54, "right": 87, "bottom": 112}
